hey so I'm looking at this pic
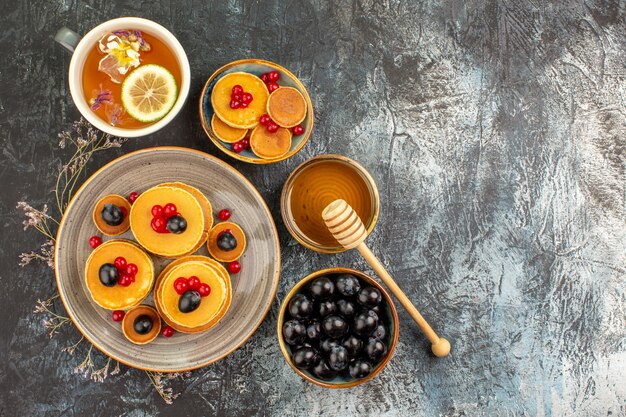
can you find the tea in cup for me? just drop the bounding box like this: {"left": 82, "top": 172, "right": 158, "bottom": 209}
{"left": 55, "top": 17, "right": 190, "bottom": 137}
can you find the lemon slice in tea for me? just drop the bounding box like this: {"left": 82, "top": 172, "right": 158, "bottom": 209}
{"left": 121, "top": 64, "right": 178, "bottom": 123}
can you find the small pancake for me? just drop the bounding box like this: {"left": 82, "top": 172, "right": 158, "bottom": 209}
{"left": 122, "top": 305, "right": 161, "bottom": 345}
{"left": 129, "top": 185, "right": 205, "bottom": 258}
{"left": 158, "top": 261, "right": 231, "bottom": 331}
{"left": 211, "top": 72, "right": 269, "bottom": 129}
{"left": 249, "top": 125, "right": 292, "bottom": 160}
{"left": 92, "top": 194, "right": 131, "bottom": 236}
{"left": 266, "top": 87, "right": 307, "bottom": 128}
{"left": 157, "top": 182, "right": 213, "bottom": 251}
{"left": 207, "top": 221, "right": 246, "bottom": 262}
{"left": 211, "top": 114, "right": 248, "bottom": 143}
{"left": 154, "top": 256, "right": 230, "bottom": 333}
{"left": 84, "top": 239, "right": 154, "bottom": 310}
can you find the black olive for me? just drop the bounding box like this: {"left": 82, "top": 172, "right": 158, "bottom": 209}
{"left": 365, "top": 337, "right": 388, "bottom": 362}
{"left": 320, "top": 338, "right": 340, "bottom": 354}
{"left": 98, "top": 263, "right": 119, "bottom": 287}
{"left": 133, "top": 315, "right": 153, "bottom": 335}
{"left": 216, "top": 231, "right": 237, "bottom": 251}
{"left": 101, "top": 203, "right": 124, "bottom": 226}
{"left": 178, "top": 290, "right": 201, "bottom": 313}
{"left": 282, "top": 319, "right": 307, "bottom": 346}
{"left": 335, "top": 274, "right": 361, "bottom": 297}
{"left": 306, "top": 320, "right": 322, "bottom": 342}
{"left": 322, "top": 315, "right": 349, "bottom": 339}
{"left": 349, "top": 360, "right": 373, "bottom": 379}
{"left": 309, "top": 276, "right": 335, "bottom": 300}
{"left": 353, "top": 309, "right": 379, "bottom": 336}
{"left": 312, "top": 359, "right": 337, "bottom": 380}
{"left": 317, "top": 300, "right": 337, "bottom": 317}
{"left": 292, "top": 342, "right": 313, "bottom": 351}
{"left": 292, "top": 346, "right": 320, "bottom": 369}
{"left": 342, "top": 335, "right": 363, "bottom": 356}
{"left": 336, "top": 299, "right": 357, "bottom": 318}
{"left": 166, "top": 215, "right": 187, "bottom": 234}
{"left": 357, "top": 286, "right": 382, "bottom": 308}
{"left": 372, "top": 324, "right": 387, "bottom": 340}
{"left": 328, "top": 346, "right": 349, "bottom": 371}
{"left": 288, "top": 294, "right": 314, "bottom": 319}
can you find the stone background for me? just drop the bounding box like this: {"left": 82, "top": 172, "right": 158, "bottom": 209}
{"left": 0, "top": 0, "right": 624, "bottom": 416}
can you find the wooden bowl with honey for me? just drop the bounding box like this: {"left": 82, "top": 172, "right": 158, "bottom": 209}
{"left": 280, "top": 154, "right": 380, "bottom": 253}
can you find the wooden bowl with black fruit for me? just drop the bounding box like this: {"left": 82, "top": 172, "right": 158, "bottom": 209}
{"left": 277, "top": 267, "right": 399, "bottom": 388}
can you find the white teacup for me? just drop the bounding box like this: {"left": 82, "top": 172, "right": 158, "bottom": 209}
{"left": 55, "top": 17, "right": 191, "bottom": 138}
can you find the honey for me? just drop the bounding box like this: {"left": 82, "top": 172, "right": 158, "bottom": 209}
{"left": 287, "top": 159, "right": 375, "bottom": 248}
{"left": 81, "top": 31, "right": 182, "bottom": 129}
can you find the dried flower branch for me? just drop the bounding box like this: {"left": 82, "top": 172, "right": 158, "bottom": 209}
{"left": 145, "top": 371, "right": 188, "bottom": 404}
{"left": 55, "top": 118, "right": 127, "bottom": 214}
{"left": 16, "top": 203, "right": 57, "bottom": 240}
{"left": 62, "top": 336, "right": 85, "bottom": 355}
{"left": 74, "top": 344, "right": 96, "bottom": 378}
{"left": 34, "top": 295, "right": 71, "bottom": 338}
{"left": 90, "top": 357, "right": 113, "bottom": 382}
{"left": 19, "top": 239, "right": 54, "bottom": 268}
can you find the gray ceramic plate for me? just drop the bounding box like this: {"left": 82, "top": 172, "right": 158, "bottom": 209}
{"left": 55, "top": 147, "right": 280, "bottom": 371}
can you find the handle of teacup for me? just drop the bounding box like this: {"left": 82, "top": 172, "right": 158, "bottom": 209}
{"left": 54, "top": 27, "right": 81, "bottom": 52}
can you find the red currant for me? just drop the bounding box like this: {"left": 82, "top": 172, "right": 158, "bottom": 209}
{"left": 218, "top": 209, "right": 231, "bottom": 221}
{"left": 173, "top": 277, "right": 189, "bottom": 295}
{"left": 118, "top": 275, "right": 132, "bottom": 287}
{"left": 293, "top": 124, "right": 305, "bottom": 136}
{"left": 151, "top": 205, "right": 163, "bottom": 217}
{"left": 267, "top": 122, "right": 279, "bottom": 133}
{"left": 163, "top": 203, "right": 177, "bottom": 217}
{"left": 128, "top": 191, "right": 139, "bottom": 203}
{"left": 89, "top": 236, "right": 102, "bottom": 249}
{"left": 268, "top": 70, "right": 280, "bottom": 82}
{"left": 228, "top": 261, "right": 241, "bottom": 274}
{"left": 259, "top": 114, "right": 271, "bottom": 125}
{"left": 198, "top": 283, "right": 211, "bottom": 297}
{"left": 112, "top": 310, "right": 125, "bottom": 322}
{"left": 125, "top": 263, "right": 138, "bottom": 276}
{"left": 240, "top": 137, "right": 250, "bottom": 149}
{"left": 267, "top": 82, "right": 279, "bottom": 93}
{"left": 129, "top": 275, "right": 136, "bottom": 283}
{"left": 120, "top": 206, "right": 128, "bottom": 218}
{"left": 161, "top": 326, "right": 175, "bottom": 337}
{"left": 114, "top": 256, "right": 127, "bottom": 270}
{"left": 222, "top": 229, "right": 232, "bottom": 234}
{"left": 232, "top": 142, "right": 244, "bottom": 153}
{"left": 230, "top": 99, "right": 241, "bottom": 109}
{"left": 232, "top": 85, "right": 244, "bottom": 95}
{"left": 151, "top": 216, "right": 169, "bottom": 233}
{"left": 188, "top": 276, "right": 201, "bottom": 291}
{"left": 242, "top": 92, "right": 253, "bottom": 103}
{"left": 260, "top": 73, "right": 269, "bottom": 83}
{"left": 240, "top": 102, "right": 249, "bottom": 108}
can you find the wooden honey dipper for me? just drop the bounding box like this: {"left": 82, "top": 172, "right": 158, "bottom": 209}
{"left": 322, "top": 199, "right": 451, "bottom": 357}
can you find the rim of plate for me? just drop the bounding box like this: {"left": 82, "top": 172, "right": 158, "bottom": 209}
{"left": 54, "top": 146, "right": 281, "bottom": 372}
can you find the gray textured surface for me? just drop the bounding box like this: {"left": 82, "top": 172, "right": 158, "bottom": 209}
{"left": 1, "top": 1, "right": 625, "bottom": 416}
